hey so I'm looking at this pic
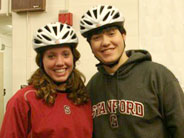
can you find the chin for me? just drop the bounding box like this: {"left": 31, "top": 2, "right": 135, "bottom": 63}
{"left": 53, "top": 78, "right": 68, "bottom": 83}
{"left": 103, "top": 59, "right": 117, "bottom": 64}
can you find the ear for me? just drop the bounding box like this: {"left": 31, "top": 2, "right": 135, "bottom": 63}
{"left": 122, "top": 34, "right": 126, "bottom": 40}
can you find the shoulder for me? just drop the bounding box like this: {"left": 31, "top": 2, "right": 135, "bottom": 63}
{"left": 86, "top": 72, "right": 100, "bottom": 91}
{"left": 147, "top": 61, "right": 175, "bottom": 75}
{"left": 87, "top": 72, "right": 101, "bottom": 86}
{"left": 7, "top": 85, "right": 36, "bottom": 107}
{"left": 141, "top": 61, "right": 178, "bottom": 83}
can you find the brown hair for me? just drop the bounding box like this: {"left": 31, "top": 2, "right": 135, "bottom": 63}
{"left": 28, "top": 47, "right": 89, "bottom": 105}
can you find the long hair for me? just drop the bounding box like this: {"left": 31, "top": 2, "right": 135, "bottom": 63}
{"left": 28, "top": 47, "right": 89, "bottom": 105}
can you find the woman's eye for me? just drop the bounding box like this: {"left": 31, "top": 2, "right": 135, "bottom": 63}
{"left": 63, "top": 52, "right": 70, "bottom": 57}
{"left": 110, "top": 32, "right": 115, "bottom": 35}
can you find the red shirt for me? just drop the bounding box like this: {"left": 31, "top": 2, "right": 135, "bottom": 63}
{"left": 0, "top": 85, "right": 93, "bottom": 138}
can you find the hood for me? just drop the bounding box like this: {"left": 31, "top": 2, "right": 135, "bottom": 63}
{"left": 97, "top": 49, "right": 152, "bottom": 76}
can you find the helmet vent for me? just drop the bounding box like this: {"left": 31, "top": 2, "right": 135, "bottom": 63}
{"left": 113, "top": 13, "right": 120, "bottom": 19}
{"left": 103, "top": 11, "right": 110, "bottom": 21}
{"left": 37, "top": 35, "right": 42, "bottom": 40}
{"left": 107, "top": 6, "right": 112, "bottom": 9}
{"left": 71, "top": 34, "right": 77, "bottom": 39}
{"left": 93, "top": 9, "right": 97, "bottom": 19}
{"left": 34, "top": 39, "right": 42, "bottom": 44}
{"left": 62, "top": 31, "right": 69, "bottom": 39}
{"left": 111, "top": 11, "right": 115, "bottom": 16}
{"left": 80, "top": 26, "right": 85, "bottom": 30}
{"left": 100, "top": 6, "right": 104, "bottom": 14}
{"left": 38, "top": 29, "right": 42, "bottom": 33}
{"left": 87, "top": 11, "right": 92, "bottom": 17}
{"left": 70, "top": 30, "right": 73, "bottom": 35}
{"left": 42, "top": 34, "right": 51, "bottom": 41}
{"left": 60, "top": 24, "right": 64, "bottom": 31}
{"left": 44, "top": 25, "right": 51, "bottom": 33}
{"left": 53, "top": 26, "right": 57, "bottom": 36}
{"left": 84, "top": 20, "right": 93, "bottom": 25}
{"left": 80, "top": 21, "right": 84, "bottom": 25}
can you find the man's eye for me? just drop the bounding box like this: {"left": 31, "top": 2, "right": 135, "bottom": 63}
{"left": 48, "top": 55, "right": 55, "bottom": 59}
{"left": 92, "top": 35, "right": 100, "bottom": 40}
{"left": 108, "top": 31, "right": 115, "bottom": 36}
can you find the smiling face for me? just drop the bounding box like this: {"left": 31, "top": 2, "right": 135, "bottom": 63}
{"left": 42, "top": 46, "right": 74, "bottom": 83}
{"left": 90, "top": 27, "right": 126, "bottom": 65}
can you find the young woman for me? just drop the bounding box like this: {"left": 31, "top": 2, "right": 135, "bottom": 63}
{"left": 0, "top": 22, "right": 93, "bottom": 138}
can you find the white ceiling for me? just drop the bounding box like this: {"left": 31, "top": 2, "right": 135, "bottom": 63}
{"left": 0, "top": 15, "right": 12, "bottom": 36}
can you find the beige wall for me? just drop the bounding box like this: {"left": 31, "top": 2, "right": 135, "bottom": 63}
{"left": 139, "top": 0, "right": 184, "bottom": 89}
{"left": 0, "top": 52, "right": 4, "bottom": 127}
{"left": 11, "top": 0, "right": 184, "bottom": 97}
{"left": 0, "top": 34, "right": 12, "bottom": 113}
{"left": 12, "top": 0, "right": 139, "bottom": 93}
{"left": 0, "top": 0, "right": 11, "bottom": 14}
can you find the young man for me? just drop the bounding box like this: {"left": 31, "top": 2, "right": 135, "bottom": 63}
{"left": 80, "top": 5, "right": 184, "bottom": 138}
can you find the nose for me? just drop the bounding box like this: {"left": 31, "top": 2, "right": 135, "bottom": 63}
{"left": 101, "top": 34, "right": 110, "bottom": 47}
{"left": 55, "top": 56, "right": 64, "bottom": 66}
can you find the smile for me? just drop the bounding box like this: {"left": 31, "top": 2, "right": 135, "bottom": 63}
{"left": 55, "top": 69, "right": 66, "bottom": 73}
{"left": 101, "top": 48, "right": 114, "bottom": 54}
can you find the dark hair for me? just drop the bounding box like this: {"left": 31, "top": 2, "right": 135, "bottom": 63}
{"left": 28, "top": 46, "right": 89, "bottom": 105}
{"left": 86, "top": 24, "right": 126, "bottom": 43}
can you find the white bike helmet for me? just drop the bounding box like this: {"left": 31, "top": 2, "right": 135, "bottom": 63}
{"left": 33, "top": 22, "right": 78, "bottom": 52}
{"left": 80, "top": 5, "right": 125, "bottom": 37}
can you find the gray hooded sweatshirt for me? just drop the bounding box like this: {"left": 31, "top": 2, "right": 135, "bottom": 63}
{"left": 87, "top": 50, "right": 184, "bottom": 138}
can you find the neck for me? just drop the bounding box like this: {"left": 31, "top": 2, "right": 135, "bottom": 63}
{"left": 104, "top": 51, "right": 128, "bottom": 74}
{"left": 56, "top": 83, "right": 66, "bottom": 91}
